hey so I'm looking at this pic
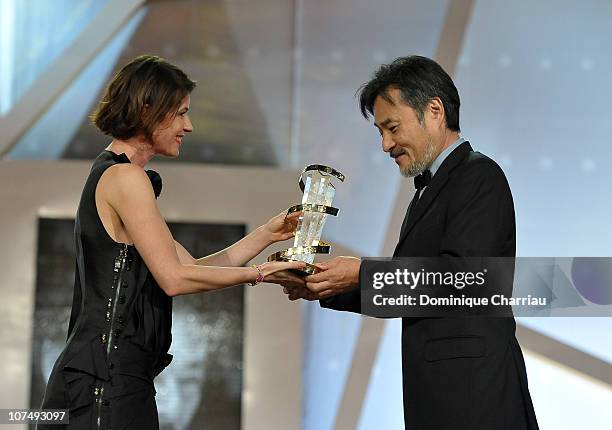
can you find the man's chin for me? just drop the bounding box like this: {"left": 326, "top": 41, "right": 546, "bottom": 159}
{"left": 400, "top": 167, "right": 416, "bottom": 178}
{"left": 394, "top": 157, "right": 412, "bottom": 177}
{"left": 398, "top": 161, "right": 416, "bottom": 178}
{"left": 399, "top": 162, "right": 426, "bottom": 178}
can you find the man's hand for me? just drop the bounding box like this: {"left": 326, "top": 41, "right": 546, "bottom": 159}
{"left": 283, "top": 286, "right": 319, "bottom": 301}
{"left": 304, "top": 256, "right": 361, "bottom": 299}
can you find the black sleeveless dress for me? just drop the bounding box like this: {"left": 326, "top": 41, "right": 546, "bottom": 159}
{"left": 39, "top": 151, "right": 173, "bottom": 429}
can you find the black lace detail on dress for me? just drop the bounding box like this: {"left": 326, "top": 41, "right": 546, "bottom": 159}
{"left": 108, "top": 151, "right": 130, "bottom": 164}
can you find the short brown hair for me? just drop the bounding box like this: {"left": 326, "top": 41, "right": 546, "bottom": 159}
{"left": 90, "top": 55, "right": 196, "bottom": 140}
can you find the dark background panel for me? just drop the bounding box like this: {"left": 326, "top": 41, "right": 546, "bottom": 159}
{"left": 30, "top": 217, "right": 245, "bottom": 430}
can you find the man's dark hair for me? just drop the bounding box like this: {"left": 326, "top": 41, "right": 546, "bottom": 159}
{"left": 90, "top": 55, "right": 196, "bottom": 140}
{"left": 358, "top": 55, "right": 460, "bottom": 132}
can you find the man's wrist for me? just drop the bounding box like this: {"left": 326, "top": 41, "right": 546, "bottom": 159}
{"left": 351, "top": 258, "right": 362, "bottom": 287}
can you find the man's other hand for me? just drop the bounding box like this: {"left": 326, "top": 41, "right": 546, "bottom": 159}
{"left": 304, "top": 256, "right": 361, "bottom": 299}
{"left": 283, "top": 286, "right": 319, "bottom": 301}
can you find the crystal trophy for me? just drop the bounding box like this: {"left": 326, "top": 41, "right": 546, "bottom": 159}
{"left": 268, "top": 164, "right": 345, "bottom": 275}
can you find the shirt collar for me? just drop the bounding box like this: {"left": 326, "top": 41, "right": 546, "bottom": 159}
{"left": 429, "top": 137, "right": 465, "bottom": 178}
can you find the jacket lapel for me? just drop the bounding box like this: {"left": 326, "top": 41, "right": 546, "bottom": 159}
{"left": 393, "top": 142, "right": 473, "bottom": 255}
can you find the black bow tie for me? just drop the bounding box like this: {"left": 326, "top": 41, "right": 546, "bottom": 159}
{"left": 414, "top": 169, "right": 432, "bottom": 191}
{"left": 399, "top": 169, "right": 432, "bottom": 238}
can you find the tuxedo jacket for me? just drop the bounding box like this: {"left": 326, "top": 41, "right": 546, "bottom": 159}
{"left": 321, "top": 142, "right": 539, "bottom": 429}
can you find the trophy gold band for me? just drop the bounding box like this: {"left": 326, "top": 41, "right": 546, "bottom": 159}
{"left": 268, "top": 164, "right": 345, "bottom": 275}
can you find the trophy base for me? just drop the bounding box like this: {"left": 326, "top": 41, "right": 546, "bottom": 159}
{"left": 267, "top": 253, "right": 320, "bottom": 276}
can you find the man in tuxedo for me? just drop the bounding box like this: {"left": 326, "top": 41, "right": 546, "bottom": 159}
{"left": 285, "top": 56, "right": 539, "bottom": 429}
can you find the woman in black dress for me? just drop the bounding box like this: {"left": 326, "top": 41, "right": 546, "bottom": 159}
{"left": 38, "top": 55, "right": 304, "bottom": 429}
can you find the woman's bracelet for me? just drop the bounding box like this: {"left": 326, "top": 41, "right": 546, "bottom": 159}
{"left": 249, "top": 264, "right": 265, "bottom": 286}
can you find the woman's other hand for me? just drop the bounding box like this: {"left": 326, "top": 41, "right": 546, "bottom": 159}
{"left": 262, "top": 210, "right": 301, "bottom": 243}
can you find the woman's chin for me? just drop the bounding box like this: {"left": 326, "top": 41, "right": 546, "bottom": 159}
{"left": 159, "top": 147, "right": 180, "bottom": 158}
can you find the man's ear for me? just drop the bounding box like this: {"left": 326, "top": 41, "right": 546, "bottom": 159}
{"left": 427, "top": 97, "right": 445, "bottom": 128}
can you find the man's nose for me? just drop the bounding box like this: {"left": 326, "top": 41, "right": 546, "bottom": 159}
{"left": 381, "top": 134, "right": 395, "bottom": 153}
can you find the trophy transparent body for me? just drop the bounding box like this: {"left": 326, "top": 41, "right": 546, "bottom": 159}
{"left": 291, "top": 171, "right": 336, "bottom": 264}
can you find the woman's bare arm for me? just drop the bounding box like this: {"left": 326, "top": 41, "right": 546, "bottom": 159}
{"left": 102, "top": 164, "right": 303, "bottom": 296}
{"left": 179, "top": 211, "right": 299, "bottom": 267}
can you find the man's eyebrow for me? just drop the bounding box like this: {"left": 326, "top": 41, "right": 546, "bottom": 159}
{"left": 375, "top": 118, "right": 396, "bottom": 128}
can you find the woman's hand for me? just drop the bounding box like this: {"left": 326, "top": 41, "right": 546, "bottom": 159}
{"left": 253, "top": 260, "right": 306, "bottom": 286}
{"left": 262, "top": 210, "right": 301, "bottom": 243}
{"left": 265, "top": 269, "right": 306, "bottom": 288}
